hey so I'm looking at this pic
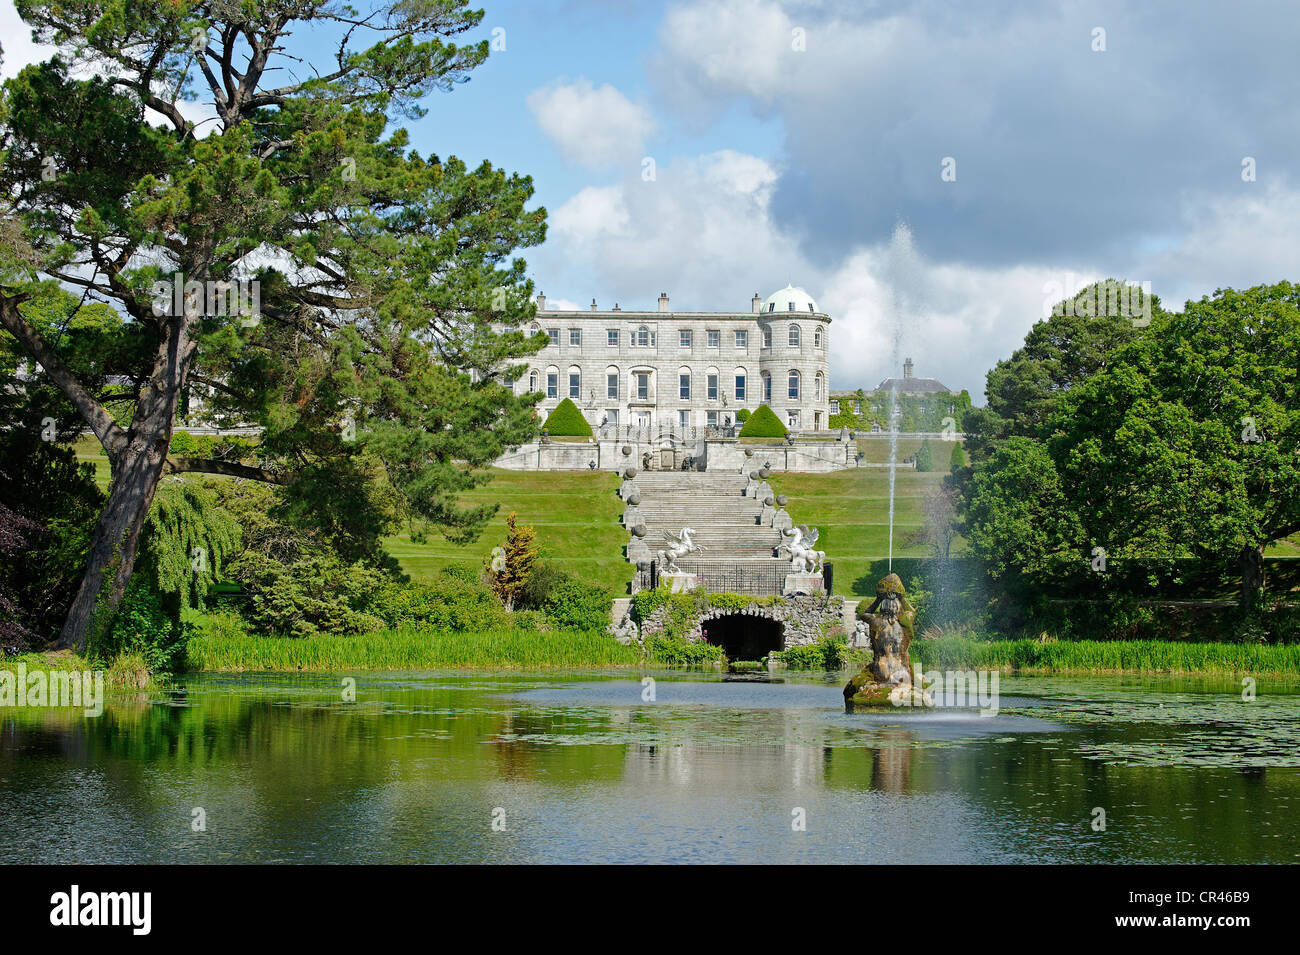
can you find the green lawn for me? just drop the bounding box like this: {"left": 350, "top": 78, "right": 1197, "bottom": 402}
{"left": 770, "top": 449, "right": 962, "bottom": 598}
{"left": 384, "top": 468, "right": 633, "bottom": 593}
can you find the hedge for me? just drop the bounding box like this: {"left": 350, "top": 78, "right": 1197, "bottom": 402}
{"left": 541, "top": 398, "right": 593, "bottom": 436}
{"left": 737, "top": 403, "right": 787, "bottom": 438}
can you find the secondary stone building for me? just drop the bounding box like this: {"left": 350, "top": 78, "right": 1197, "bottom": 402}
{"left": 517, "top": 285, "right": 832, "bottom": 433}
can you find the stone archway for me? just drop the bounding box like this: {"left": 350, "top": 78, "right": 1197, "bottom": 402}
{"left": 699, "top": 612, "right": 785, "bottom": 661}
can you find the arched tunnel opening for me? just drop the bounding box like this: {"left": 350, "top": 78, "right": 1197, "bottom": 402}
{"left": 701, "top": 614, "right": 785, "bottom": 661}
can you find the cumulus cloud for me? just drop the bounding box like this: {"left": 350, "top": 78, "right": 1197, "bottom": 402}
{"left": 526, "top": 78, "right": 656, "bottom": 168}
{"left": 651, "top": 0, "right": 1300, "bottom": 268}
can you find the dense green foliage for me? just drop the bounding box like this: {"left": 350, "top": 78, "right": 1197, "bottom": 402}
{"left": 772, "top": 635, "right": 854, "bottom": 669}
{"left": 949, "top": 443, "right": 967, "bottom": 469}
{"left": 0, "top": 412, "right": 102, "bottom": 647}
{"left": 958, "top": 280, "right": 1300, "bottom": 632}
{"left": 0, "top": 1, "right": 550, "bottom": 649}
{"left": 737, "top": 404, "right": 787, "bottom": 438}
{"left": 540, "top": 398, "right": 593, "bottom": 437}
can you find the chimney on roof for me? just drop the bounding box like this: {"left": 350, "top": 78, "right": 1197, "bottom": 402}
{"left": 658, "top": 291, "right": 670, "bottom": 313}
{"left": 590, "top": 298, "right": 598, "bottom": 311}
{"left": 903, "top": 357, "right": 914, "bottom": 379}
{"left": 612, "top": 303, "right": 621, "bottom": 311}
{"left": 751, "top": 292, "right": 761, "bottom": 313}
{"left": 536, "top": 291, "right": 546, "bottom": 311}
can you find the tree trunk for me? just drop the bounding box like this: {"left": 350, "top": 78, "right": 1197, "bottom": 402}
{"left": 1240, "top": 542, "right": 1266, "bottom": 610}
{"left": 54, "top": 430, "right": 172, "bottom": 650}
{"left": 55, "top": 316, "right": 193, "bottom": 652}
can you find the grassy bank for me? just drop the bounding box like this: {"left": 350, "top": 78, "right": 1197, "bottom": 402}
{"left": 912, "top": 635, "right": 1300, "bottom": 675}
{"left": 186, "top": 627, "right": 643, "bottom": 671}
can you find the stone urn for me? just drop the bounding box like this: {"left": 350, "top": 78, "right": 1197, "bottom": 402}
{"left": 844, "top": 573, "right": 934, "bottom": 710}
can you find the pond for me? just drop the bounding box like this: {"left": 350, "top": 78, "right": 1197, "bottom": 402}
{"left": 2, "top": 671, "right": 1298, "bottom": 863}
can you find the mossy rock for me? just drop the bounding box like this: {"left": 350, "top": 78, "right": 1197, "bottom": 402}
{"left": 541, "top": 398, "right": 593, "bottom": 436}
{"left": 737, "top": 404, "right": 787, "bottom": 438}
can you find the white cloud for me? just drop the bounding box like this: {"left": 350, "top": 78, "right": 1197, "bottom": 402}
{"left": 526, "top": 78, "right": 655, "bottom": 169}
{"left": 0, "top": 1, "right": 56, "bottom": 79}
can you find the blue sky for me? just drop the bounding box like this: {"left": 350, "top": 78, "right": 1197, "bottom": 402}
{"left": 4, "top": 0, "right": 1298, "bottom": 399}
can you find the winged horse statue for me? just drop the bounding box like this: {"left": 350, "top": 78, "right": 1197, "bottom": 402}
{"left": 779, "top": 525, "right": 825, "bottom": 574}
{"left": 658, "top": 527, "right": 702, "bottom": 574}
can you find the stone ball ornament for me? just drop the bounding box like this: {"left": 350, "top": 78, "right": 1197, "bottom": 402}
{"left": 627, "top": 492, "right": 641, "bottom": 506}
{"left": 631, "top": 524, "right": 647, "bottom": 538}
{"left": 758, "top": 466, "right": 771, "bottom": 479}
{"left": 749, "top": 470, "right": 759, "bottom": 481}
{"left": 776, "top": 494, "right": 788, "bottom": 507}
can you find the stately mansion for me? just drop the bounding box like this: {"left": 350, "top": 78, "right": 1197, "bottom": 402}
{"left": 517, "top": 285, "right": 832, "bottom": 433}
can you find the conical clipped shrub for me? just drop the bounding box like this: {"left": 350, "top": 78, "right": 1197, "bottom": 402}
{"left": 541, "top": 397, "right": 593, "bottom": 436}
{"left": 738, "top": 404, "right": 788, "bottom": 438}
{"left": 949, "top": 442, "right": 967, "bottom": 470}
{"left": 915, "top": 438, "right": 934, "bottom": 472}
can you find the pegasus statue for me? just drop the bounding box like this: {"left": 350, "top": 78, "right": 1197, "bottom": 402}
{"left": 657, "top": 527, "right": 702, "bottom": 574}
{"left": 779, "top": 525, "right": 824, "bottom": 574}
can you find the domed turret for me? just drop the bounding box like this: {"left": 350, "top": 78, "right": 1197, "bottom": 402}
{"left": 762, "top": 284, "right": 819, "bottom": 315}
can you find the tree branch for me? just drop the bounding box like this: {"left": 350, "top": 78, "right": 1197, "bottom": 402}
{"left": 0, "top": 292, "right": 128, "bottom": 453}
{"left": 164, "top": 456, "right": 288, "bottom": 484}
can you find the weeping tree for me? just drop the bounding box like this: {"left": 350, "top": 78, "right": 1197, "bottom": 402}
{"left": 0, "top": 1, "right": 547, "bottom": 651}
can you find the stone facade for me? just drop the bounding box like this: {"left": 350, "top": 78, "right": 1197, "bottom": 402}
{"left": 514, "top": 286, "right": 832, "bottom": 434}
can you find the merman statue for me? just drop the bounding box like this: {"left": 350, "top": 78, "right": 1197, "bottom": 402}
{"left": 844, "top": 573, "right": 934, "bottom": 710}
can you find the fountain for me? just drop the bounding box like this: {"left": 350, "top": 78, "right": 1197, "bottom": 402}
{"left": 844, "top": 573, "right": 933, "bottom": 710}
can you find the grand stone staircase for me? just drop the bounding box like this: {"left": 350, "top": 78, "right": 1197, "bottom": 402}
{"left": 621, "top": 469, "right": 818, "bottom": 596}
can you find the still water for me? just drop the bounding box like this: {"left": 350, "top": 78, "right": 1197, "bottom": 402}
{"left": 2, "top": 671, "right": 1298, "bottom": 863}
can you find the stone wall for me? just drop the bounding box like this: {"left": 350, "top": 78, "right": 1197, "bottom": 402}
{"left": 493, "top": 437, "right": 855, "bottom": 472}
{"left": 636, "top": 593, "right": 848, "bottom": 649}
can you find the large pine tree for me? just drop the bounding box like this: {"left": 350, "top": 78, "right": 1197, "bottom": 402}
{"left": 0, "top": 2, "right": 547, "bottom": 650}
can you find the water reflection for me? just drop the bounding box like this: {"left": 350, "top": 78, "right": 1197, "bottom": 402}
{"left": 1, "top": 672, "right": 1297, "bottom": 863}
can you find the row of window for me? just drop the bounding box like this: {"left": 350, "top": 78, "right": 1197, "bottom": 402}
{"left": 543, "top": 325, "right": 822, "bottom": 349}
{"left": 527, "top": 369, "right": 824, "bottom": 402}
{"left": 600, "top": 409, "right": 807, "bottom": 428}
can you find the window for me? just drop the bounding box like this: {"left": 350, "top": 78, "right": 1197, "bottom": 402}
{"left": 607, "top": 373, "right": 619, "bottom": 399}
{"left": 679, "top": 373, "right": 691, "bottom": 400}
{"left": 787, "top": 410, "right": 800, "bottom": 428}
{"left": 787, "top": 300, "right": 796, "bottom": 312}
{"left": 767, "top": 302, "right": 775, "bottom": 313}
{"left": 815, "top": 374, "right": 823, "bottom": 400}
{"left": 635, "top": 372, "right": 650, "bottom": 400}
{"left": 606, "top": 409, "right": 619, "bottom": 427}
{"left": 762, "top": 326, "right": 772, "bottom": 349}
{"left": 789, "top": 325, "right": 801, "bottom": 346}
{"left": 547, "top": 372, "right": 558, "bottom": 399}
{"left": 707, "top": 373, "right": 718, "bottom": 400}
{"left": 569, "top": 328, "right": 581, "bottom": 346}
{"left": 763, "top": 373, "right": 772, "bottom": 401}
{"left": 707, "top": 329, "right": 720, "bottom": 348}
{"left": 547, "top": 328, "right": 560, "bottom": 346}
{"left": 607, "top": 328, "right": 619, "bottom": 346}
{"left": 808, "top": 303, "right": 815, "bottom": 313}
{"left": 678, "top": 410, "right": 689, "bottom": 429}
{"left": 707, "top": 411, "right": 718, "bottom": 428}
{"left": 569, "top": 371, "right": 580, "bottom": 398}
{"left": 788, "top": 370, "right": 800, "bottom": 399}
{"left": 680, "top": 329, "right": 692, "bottom": 348}
{"left": 528, "top": 371, "right": 539, "bottom": 392}
{"left": 830, "top": 400, "right": 840, "bottom": 414}
{"left": 635, "top": 326, "right": 652, "bottom": 347}
{"left": 735, "top": 330, "right": 747, "bottom": 348}
{"left": 814, "top": 327, "right": 822, "bottom": 347}
{"left": 735, "top": 374, "right": 747, "bottom": 401}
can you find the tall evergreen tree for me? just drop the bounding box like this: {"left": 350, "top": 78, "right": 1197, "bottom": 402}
{"left": 0, "top": 3, "right": 547, "bottom": 650}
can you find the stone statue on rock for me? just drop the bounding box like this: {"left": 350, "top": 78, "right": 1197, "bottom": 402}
{"left": 844, "top": 573, "right": 934, "bottom": 710}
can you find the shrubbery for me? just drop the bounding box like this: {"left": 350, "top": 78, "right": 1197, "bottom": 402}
{"left": 737, "top": 404, "right": 787, "bottom": 438}
{"left": 91, "top": 577, "right": 186, "bottom": 673}
{"left": 541, "top": 398, "right": 593, "bottom": 436}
